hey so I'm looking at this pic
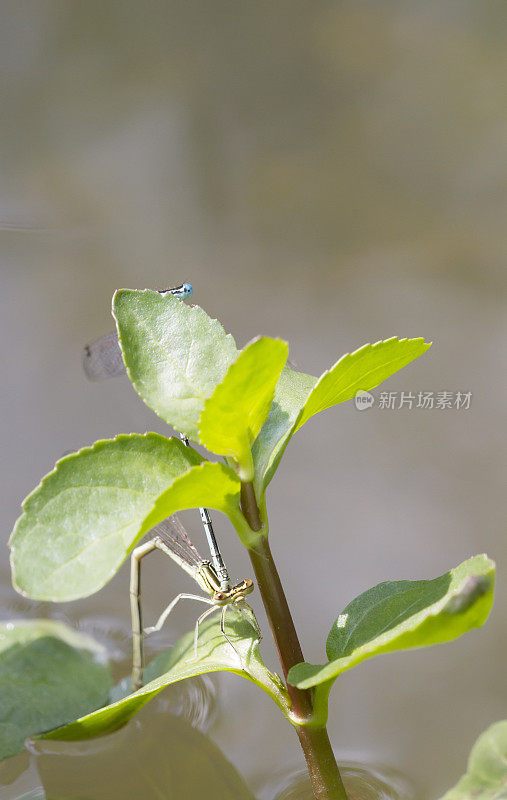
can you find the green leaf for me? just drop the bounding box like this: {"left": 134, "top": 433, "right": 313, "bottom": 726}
{"left": 200, "top": 337, "right": 288, "bottom": 480}
{"left": 143, "top": 460, "right": 252, "bottom": 546}
{"left": 10, "top": 434, "right": 244, "bottom": 601}
{"left": 288, "top": 554, "right": 495, "bottom": 689}
{"left": 295, "top": 336, "right": 431, "bottom": 432}
{"left": 253, "top": 337, "right": 430, "bottom": 496}
{"left": 113, "top": 289, "right": 239, "bottom": 441}
{"left": 0, "top": 620, "right": 112, "bottom": 762}
{"left": 439, "top": 720, "right": 507, "bottom": 800}
{"left": 38, "top": 611, "right": 290, "bottom": 742}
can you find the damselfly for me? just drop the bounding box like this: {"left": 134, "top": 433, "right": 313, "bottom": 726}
{"left": 82, "top": 283, "right": 193, "bottom": 380}
{"left": 130, "top": 514, "right": 260, "bottom": 691}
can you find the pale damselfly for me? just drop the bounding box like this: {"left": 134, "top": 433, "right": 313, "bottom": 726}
{"left": 130, "top": 514, "right": 260, "bottom": 691}
{"left": 82, "top": 283, "right": 193, "bottom": 380}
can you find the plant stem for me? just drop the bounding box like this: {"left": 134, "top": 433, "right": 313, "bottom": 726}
{"left": 244, "top": 497, "right": 348, "bottom": 800}
{"left": 248, "top": 536, "right": 312, "bottom": 718}
{"left": 297, "top": 726, "right": 350, "bottom": 800}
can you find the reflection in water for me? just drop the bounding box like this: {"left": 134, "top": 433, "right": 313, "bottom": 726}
{"left": 0, "top": 583, "right": 41, "bottom": 622}
{"left": 30, "top": 714, "right": 256, "bottom": 800}
{"left": 72, "top": 614, "right": 132, "bottom": 663}
{"left": 112, "top": 671, "right": 219, "bottom": 734}
{"left": 268, "top": 761, "right": 414, "bottom": 800}
{"left": 149, "top": 673, "right": 219, "bottom": 734}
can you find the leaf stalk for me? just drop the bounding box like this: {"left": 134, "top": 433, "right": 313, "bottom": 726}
{"left": 240, "top": 481, "right": 263, "bottom": 532}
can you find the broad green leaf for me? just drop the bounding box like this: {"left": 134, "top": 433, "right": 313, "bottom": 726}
{"left": 113, "top": 289, "right": 239, "bottom": 441}
{"left": 200, "top": 337, "right": 288, "bottom": 480}
{"left": 0, "top": 620, "right": 112, "bottom": 762}
{"left": 253, "top": 337, "right": 430, "bottom": 496}
{"left": 39, "top": 611, "right": 290, "bottom": 742}
{"left": 439, "top": 720, "right": 507, "bottom": 800}
{"left": 288, "top": 554, "right": 494, "bottom": 689}
{"left": 10, "top": 434, "right": 243, "bottom": 601}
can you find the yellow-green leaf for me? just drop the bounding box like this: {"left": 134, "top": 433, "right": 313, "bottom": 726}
{"left": 200, "top": 337, "right": 288, "bottom": 480}
{"left": 253, "top": 337, "right": 431, "bottom": 496}
{"left": 295, "top": 336, "right": 431, "bottom": 431}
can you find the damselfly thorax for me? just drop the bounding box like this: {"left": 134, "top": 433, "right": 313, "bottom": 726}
{"left": 130, "top": 515, "right": 260, "bottom": 692}
{"left": 193, "top": 561, "right": 254, "bottom": 603}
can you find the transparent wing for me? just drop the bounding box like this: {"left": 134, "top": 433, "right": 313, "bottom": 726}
{"left": 82, "top": 332, "right": 126, "bottom": 380}
{"left": 151, "top": 515, "right": 204, "bottom": 570}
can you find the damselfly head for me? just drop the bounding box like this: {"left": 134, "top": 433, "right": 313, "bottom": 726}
{"left": 212, "top": 578, "right": 254, "bottom": 604}
{"left": 157, "top": 283, "right": 193, "bottom": 299}
{"left": 233, "top": 578, "right": 254, "bottom": 598}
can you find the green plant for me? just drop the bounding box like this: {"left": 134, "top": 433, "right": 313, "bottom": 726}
{"left": 438, "top": 720, "right": 507, "bottom": 800}
{"left": 7, "top": 290, "right": 495, "bottom": 800}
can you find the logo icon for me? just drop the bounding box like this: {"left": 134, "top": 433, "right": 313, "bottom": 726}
{"left": 354, "top": 390, "right": 374, "bottom": 411}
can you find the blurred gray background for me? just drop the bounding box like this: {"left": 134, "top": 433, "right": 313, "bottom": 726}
{"left": 0, "top": 2, "right": 506, "bottom": 799}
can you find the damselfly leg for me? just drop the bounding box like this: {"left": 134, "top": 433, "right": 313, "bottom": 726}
{"left": 129, "top": 516, "right": 260, "bottom": 692}
{"left": 130, "top": 538, "right": 157, "bottom": 691}
{"left": 144, "top": 593, "right": 214, "bottom": 637}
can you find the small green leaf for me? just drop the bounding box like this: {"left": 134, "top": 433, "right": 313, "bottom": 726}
{"left": 39, "top": 612, "right": 290, "bottom": 742}
{"left": 200, "top": 337, "right": 288, "bottom": 480}
{"left": 10, "top": 434, "right": 243, "bottom": 601}
{"left": 144, "top": 460, "right": 252, "bottom": 546}
{"left": 113, "top": 289, "right": 239, "bottom": 441}
{"left": 288, "top": 555, "right": 494, "bottom": 689}
{"left": 438, "top": 720, "right": 507, "bottom": 800}
{"left": 253, "top": 338, "right": 430, "bottom": 496}
{"left": 0, "top": 620, "right": 112, "bottom": 762}
{"left": 295, "top": 336, "right": 431, "bottom": 432}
